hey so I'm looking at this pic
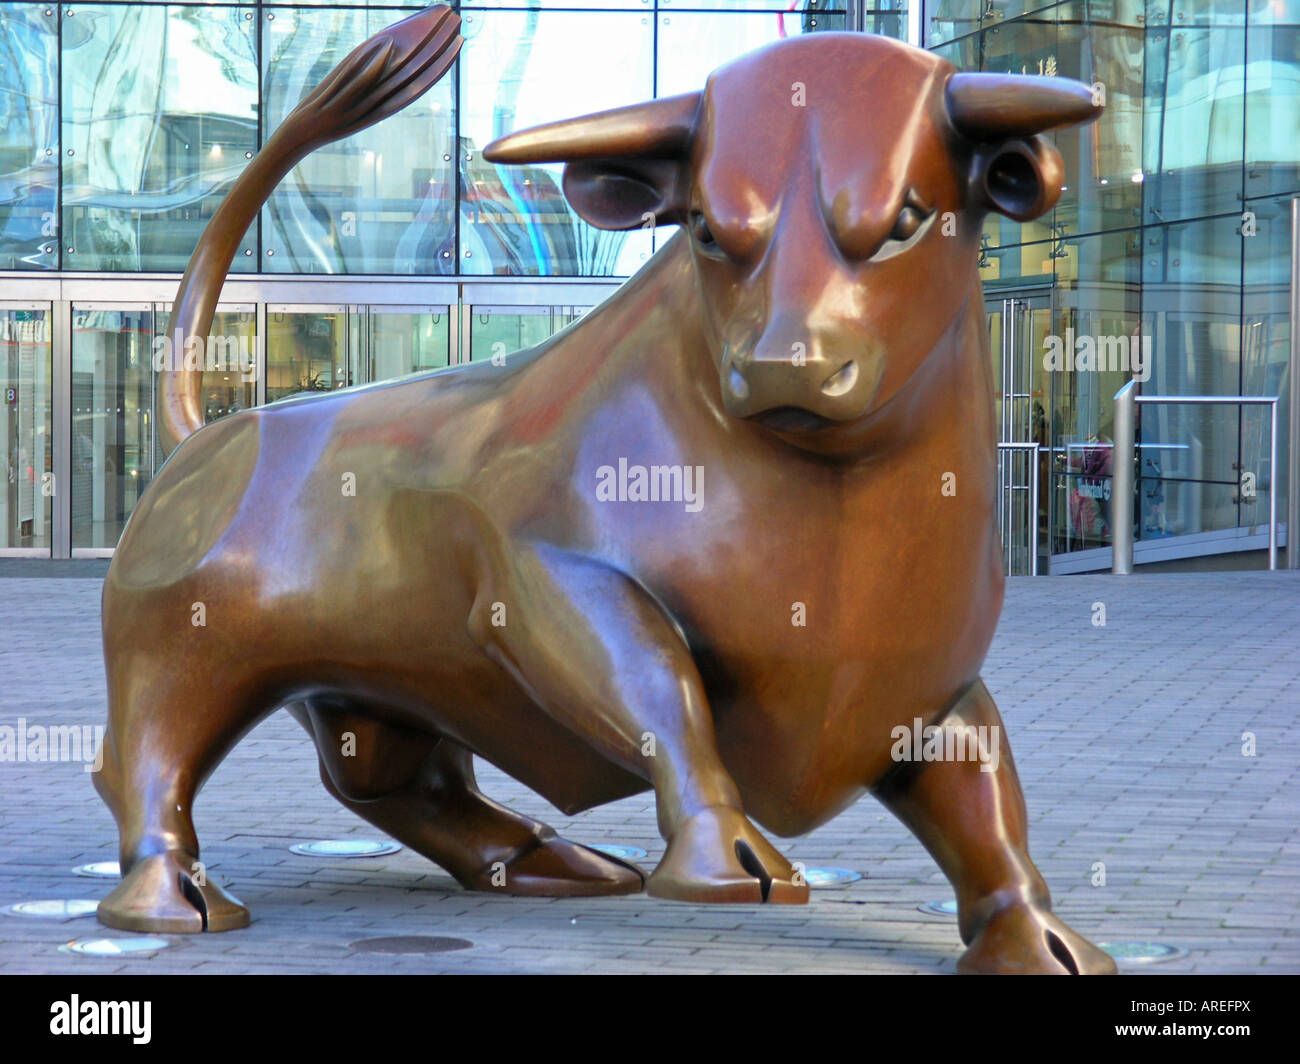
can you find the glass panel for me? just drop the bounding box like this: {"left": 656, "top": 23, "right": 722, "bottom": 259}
{"left": 1139, "top": 479, "right": 1240, "bottom": 540}
{"left": 657, "top": 0, "right": 848, "bottom": 10}
{"left": 1140, "top": 215, "right": 1245, "bottom": 538}
{"left": 929, "top": 0, "right": 982, "bottom": 46}
{"left": 462, "top": 0, "right": 647, "bottom": 9}
{"left": 0, "top": 5, "right": 58, "bottom": 270}
{"left": 1142, "top": 24, "right": 1246, "bottom": 224}
{"left": 1038, "top": 227, "right": 1143, "bottom": 555}
{"left": 0, "top": 305, "right": 52, "bottom": 549}
{"left": 152, "top": 305, "right": 257, "bottom": 459}
{"left": 1244, "top": 19, "right": 1300, "bottom": 201}
{"left": 261, "top": 8, "right": 457, "bottom": 275}
{"left": 1241, "top": 194, "right": 1292, "bottom": 535}
{"left": 930, "top": 31, "right": 982, "bottom": 71}
{"left": 367, "top": 307, "right": 451, "bottom": 381}
{"left": 657, "top": 9, "right": 846, "bottom": 97}
{"left": 61, "top": 5, "right": 258, "bottom": 272}
{"left": 460, "top": 10, "right": 653, "bottom": 276}
{"left": 1056, "top": 13, "right": 1145, "bottom": 238}
{"left": 266, "top": 307, "right": 350, "bottom": 402}
{"left": 468, "top": 305, "right": 586, "bottom": 361}
{"left": 71, "top": 306, "right": 154, "bottom": 549}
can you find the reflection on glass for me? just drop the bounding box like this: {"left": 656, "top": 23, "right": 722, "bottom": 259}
{"left": 1140, "top": 215, "right": 1246, "bottom": 539}
{"left": 0, "top": 306, "right": 52, "bottom": 548}
{"left": 469, "top": 305, "right": 586, "bottom": 361}
{"left": 1142, "top": 26, "right": 1246, "bottom": 224}
{"left": 153, "top": 307, "right": 257, "bottom": 460}
{"left": 61, "top": 5, "right": 257, "bottom": 272}
{"left": 71, "top": 306, "right": 154, "bottom": 549}
{"left": 0, "top": 6, "right": 58, "bottom": 270}
{"left": 365, "top": 308, "right": 451, "bottom": 381}
{"left": 1242, "top": 194, "right": 1293, "bottom": 532}
{"left": 261, "top": 9, "right": 456, "bottom": 275}
{"left": 1055, "top": 15, "right": 1144, "bottom": 238}
{"left": 460, "top": 11, "right": 653, "bottom": 276}
{"left": 657, "top": 0, "right": 849, "bottom": 10}
{"left": 929, "top": 0, "right": 989, "bottom": 47}
{"left": 267, "top": 308, "right": 350, "bottom": 402}
{"left": 1245, "top": 21, "right": 1300, "bottom": 201}
{"left": 656, "top": 8, "right": 846, "bottom": 97}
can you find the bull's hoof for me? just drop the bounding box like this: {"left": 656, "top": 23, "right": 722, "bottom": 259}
{"left": 97, "top": 851, "right": 250, "bottom": 934}
{"left": 466, "top": 833, "right": 645, "bottom": 897}
{"left": 957, "top": 904, "right": 1116, "bottom": 974}
{"left": 647, "top": 805, "right": 809, "bottom": 905}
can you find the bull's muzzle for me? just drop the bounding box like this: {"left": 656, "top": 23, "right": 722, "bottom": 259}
{"left": 722, "top": 341, "right": 881, "bottom": 429}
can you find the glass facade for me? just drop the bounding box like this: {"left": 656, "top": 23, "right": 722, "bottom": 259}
{"left": 0, "top": 1, "right": 1294, "bottom": 569}
{"left": 1, "top": 0, "right": 865, "bottom": 276}
{"left": 934, "top": 0, "right": 1298, "bottom": 568}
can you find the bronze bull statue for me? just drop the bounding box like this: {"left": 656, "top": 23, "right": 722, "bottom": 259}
{"left": 94, "top": 5, "right": 1115, "bottom": 973}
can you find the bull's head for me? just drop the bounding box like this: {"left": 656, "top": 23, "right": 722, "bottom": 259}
{"left": 484, "top": 33, "right": 1100, "bottom": 448}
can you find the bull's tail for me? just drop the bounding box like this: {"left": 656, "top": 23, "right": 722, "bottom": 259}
{"left": 159, "top": 5, "right": 462, "bottom": 453}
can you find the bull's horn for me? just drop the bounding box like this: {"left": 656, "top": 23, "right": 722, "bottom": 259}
{"left": 482, "top": 92, "right": 701, "bottom": 164}
{"left": 946, "top": 73, "right": 1102, "bottom": 139}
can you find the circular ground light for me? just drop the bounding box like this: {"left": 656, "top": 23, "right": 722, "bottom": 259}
{"left": 72, "top": 861, "right": 120, "bottom": 879}
{"left": 59, "top": 936, "right": 171, "bottom": 957}
{"left": 4, "top": 899, "right": 100, "bottom": 918}
{"left": 349, "top": 935, "right": 473, "bottom": 955}
{"left": 589, "top": 844, "right": 648, "bottom": 862}
{"left": 1100, "top": 941, "right": 1188, "bottom": 964}
{"left": 919, "top": 899, "right": 959, "bottom": 916}
{"left": 288, "top": 839, "right": 401, "bottom": 858}
{"left": 804, "top": 867, "right": 862, "bottom": 888}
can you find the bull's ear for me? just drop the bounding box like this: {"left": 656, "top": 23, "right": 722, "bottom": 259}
{"left": 974, "top": 136, "right": 1066, "bottom": 222}
{"left": 482, "top": 92, "right": 701, "bottom": 231}
{"left": 945, "top": 72, "right": 1100, "bottom": 223}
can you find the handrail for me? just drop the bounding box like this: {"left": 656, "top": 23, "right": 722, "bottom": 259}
{"left": 1112, "top": 383, "right": 1281, "bottom": 573}
{"left": 997, "top": 441, "right": 1040, "bottom": 576}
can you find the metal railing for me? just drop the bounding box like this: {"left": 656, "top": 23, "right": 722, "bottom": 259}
{"left": 997, "top": 441, "right": 1040, "bottom": 576}
{"left": 1111, "top": 383, "right": 1281, "bottom": 573}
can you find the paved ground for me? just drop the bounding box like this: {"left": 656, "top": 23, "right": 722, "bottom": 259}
{"left": 1, "top": 571, "right": 1297, "bottom": 974}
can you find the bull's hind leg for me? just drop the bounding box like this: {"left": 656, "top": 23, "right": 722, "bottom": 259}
{"left": 292, "top": 704, "right": 644, "bottom": 896}
{"left": 94, "top": 653, "right": 265, "bottom": 933}
{"left": 873, "top": 680, "right": 1115, "bottom": 974}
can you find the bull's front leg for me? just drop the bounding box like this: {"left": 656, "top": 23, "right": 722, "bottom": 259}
{"left": 874, "top": 679, "right": 1115, "bottom": 973}
{"left": 470, "top": 543, "right": 808, "bottom": 904}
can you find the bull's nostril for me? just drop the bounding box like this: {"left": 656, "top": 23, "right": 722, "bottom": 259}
{"left": 820, "top": 360, "right": 858, "bottom": 398}
{"left": 727, "top": 367, "right": 750, "bottom": 401}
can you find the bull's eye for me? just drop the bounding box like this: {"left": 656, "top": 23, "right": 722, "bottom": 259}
{"left": 891, "top": 205, "right": 926, "bottom": 242}
{"left": 868, "top": 191, "right": 935, "bottom": 263}
{"left": 690, "top": 211, "right": 719, "bottom": 252}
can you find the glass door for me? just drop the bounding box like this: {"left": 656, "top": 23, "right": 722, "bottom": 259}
{"left": 0, "top": 303, "right": 52, "bottom": 553}
{"left": 986, "top": 290, "right": 1053, "bottom": 574}
{"left": 355, "top": 305, "right": 452, "bottom": 383}
{"left": 152, "top": 304, "right": 257, "bottom": 461}
{"left": 71, "top": 303, "right": 154, "bottom": 550}
{"left": 464, "top": 304, "right": 589, "bottom": 363}
{"left": 266, "top": 305, "right": 351, "bottom": 402}
{"left": 458, "top": 283, "right": 616, "bottom": 364}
